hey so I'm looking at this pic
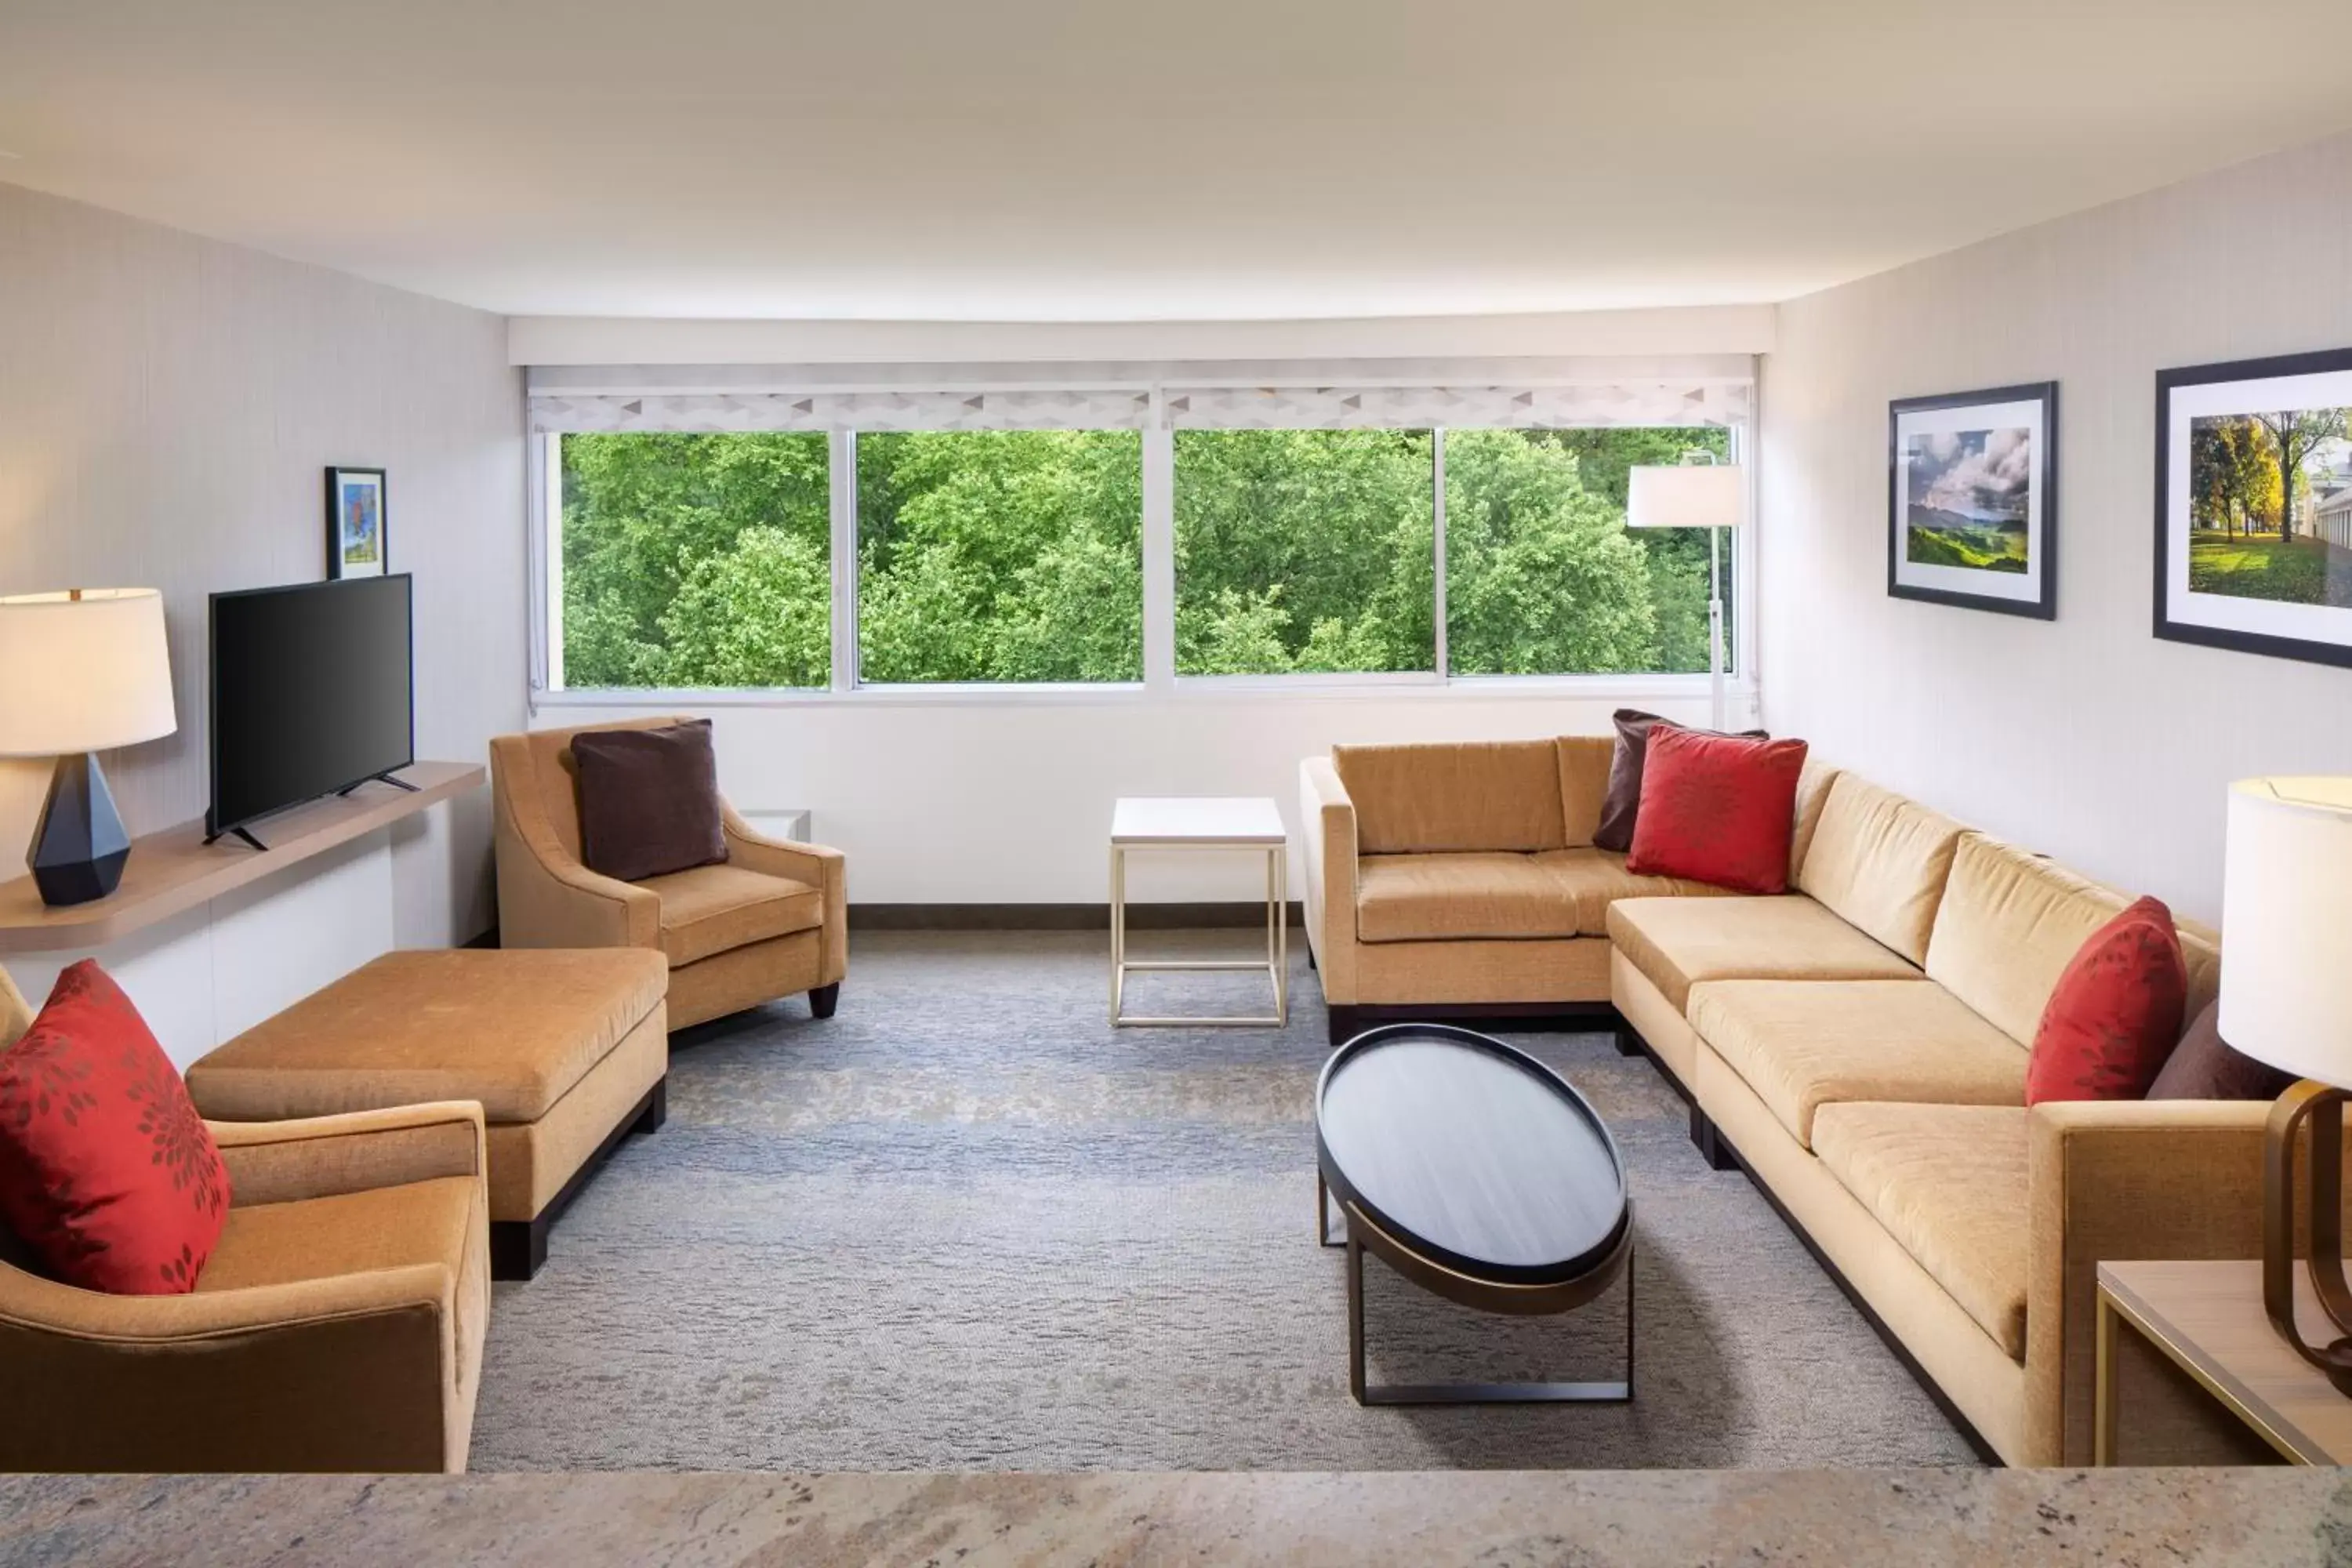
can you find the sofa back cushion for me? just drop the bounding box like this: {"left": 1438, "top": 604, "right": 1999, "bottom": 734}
{"left": 1795, "top": 773, "right": 1965, "bottom": 965}
{"left": 1924, "top": 834, "right": 2143, "bottom": 1049}
{"left": 1788, "top": 756, "right": 1843, "bottom": 887}
{"left": 1334, "top": 741, "right": 1566, "bottom": 854}
{"left": 495, "top": 715, "right": 702, "bottom": 862}
{"left": 0, "top": 966, "right": 28, "bottom": 1053}
{"left": 1556, "top": 736, "right": 1614, "bottom": 849}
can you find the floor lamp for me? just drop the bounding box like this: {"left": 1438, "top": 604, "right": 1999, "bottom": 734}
{"left": 1627, "top": 454, "right": 1744, "bottom": 733}
{"left": 2219, "top": 776, "right": 2352, "bottom": 1393}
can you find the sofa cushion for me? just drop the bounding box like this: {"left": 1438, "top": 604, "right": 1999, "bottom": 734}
{"left": 2024, "top": 895, "right": 2188, "bottom": 1105}
{"left": 0, "top": 966, "right": 29, "bottom": 1053}
{"left": 2147, "top": 999, "right": 2294, "bottom": 1102}
{"left": 1356, "top": 853, "right": 1580, "bottom": 942}
{"left": 189, "top": 949, "right": 668, "bottom": 1124}
{"left": 198, "top": 1174, "right": 477, "bottom": 1294}
{"left": 1688, "top": 979, "right": 2028, "bottom": 1148}
{"left": 1794, "top": 773, "right": 1965, "bottom": 965}
{"left": 1812, "top": 1103, "right": 2029, "bottom": 1360}
{"left": 1556, "top": 735, "right": 1615, "bottom": 849}
{"left": 1926, "top": 835, "right": 2141, "bottom": 1050}
{"left": 1627, "top": 728, "right": 1809, "bottom": 895}
{"left": 571, "top": 717, "right": 728, "bottom": 883}
{"left": 0, "top": 962, "right": 231, "bottom": 1295}
{"left": 1606, "top": 895, "right": 1922, "bottom": 1013}
{"left": 644, "top": 862, "right": 824, "bottom": 967}
{"left": 1334, "top": 741, "right": 1566, "bottom": 854}
{"left": 1356, "top": 848, "right": 1737, "bottom": 943}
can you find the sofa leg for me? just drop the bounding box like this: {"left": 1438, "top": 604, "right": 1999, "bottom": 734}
{"left": 490, "top": 1216, "right": 549, "bottom": 1282}
{"left": 809, "top": 982, "right": 840, "bottom": 1020}
{"left": 632, "top": 1076, "right": 666, "bottom": 1135}
{"left": 1326, "top": 1004, "right": 1363, "bottom": 1046}
{"left": 1690, "top": 1104, "right": 1737, "bottom": 1172}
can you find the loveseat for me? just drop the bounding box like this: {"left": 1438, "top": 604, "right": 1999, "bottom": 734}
{"left": 1301, "top": 737, "right": 2286, "bottom": 1467}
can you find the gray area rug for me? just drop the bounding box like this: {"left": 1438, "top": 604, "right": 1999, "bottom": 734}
{"left": 471, "top": 931, "right": 1978, "bottom": 1470}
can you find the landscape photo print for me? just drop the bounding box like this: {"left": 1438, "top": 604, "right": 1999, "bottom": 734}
{"left": 1888, "top": 383, "right": 2056, "bottom": 619}
{"left": 2158, "top": 348, "right": 2352, "bottom": 666}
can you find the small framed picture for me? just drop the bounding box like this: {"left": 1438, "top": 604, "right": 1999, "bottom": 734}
{"left": 325, "top": 466, "right": 387, "bottom": 579}
{"left": 1888, "top": 383, "right": 2058, "bottom": 619}
{"left": 2155, "top": 348, "right": 2352, "bottom": 668}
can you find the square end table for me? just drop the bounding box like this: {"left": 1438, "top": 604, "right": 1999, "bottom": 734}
{"left": 1110, "top": 796, "right": 1287, "bottom": 1028}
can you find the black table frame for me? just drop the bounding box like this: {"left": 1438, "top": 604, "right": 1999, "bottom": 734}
{"left": 1316, "top": 1023, "right": 1635, "bottom": 1406}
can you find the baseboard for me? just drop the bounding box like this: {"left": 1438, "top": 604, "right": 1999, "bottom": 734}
{"left": 851, "top": 902, "right": 1306, "bottom": 931}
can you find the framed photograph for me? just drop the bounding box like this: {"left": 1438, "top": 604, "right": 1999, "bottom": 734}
{"left": 1888, "top": 383, "right": 2058, "bottom": 619}
{"left": 2156, "top": 348, "right": 2352, "bottom": 667}
{"left": 325, "top": 466, "right": 387, "bottom": 580}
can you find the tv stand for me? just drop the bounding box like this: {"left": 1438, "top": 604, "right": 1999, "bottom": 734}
{"left": 337, "top": 770, "right": 421, "bottom": 799}
{"left": 0, "top": 760, "right": 484, "bottom": 953}
{"left": 204, "top": 826, "right": 269, "bottom": 852}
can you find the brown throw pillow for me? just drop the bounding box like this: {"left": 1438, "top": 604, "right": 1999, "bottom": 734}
{"left": 2146, "top": 999, "right": 2295, "bottom": 1102}
{"left": 1592, "top": 709, "right": 1767, "bottom": 854}
{"left": 571, "top": 720, "right": 729, "bottom": 884}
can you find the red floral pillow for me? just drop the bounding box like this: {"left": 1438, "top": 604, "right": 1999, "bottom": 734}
{"left": 0, "top": 961, "right": 230, "bottom": 1293}
{"left": 1625, "top": 726, "right": 1810, "bottom": 894}
{"left": 2025, "top": 897, "right": 2188, "bottom": 1105}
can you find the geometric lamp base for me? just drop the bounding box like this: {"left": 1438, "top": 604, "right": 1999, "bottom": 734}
{"left": 27, "top": 752, "right": 132, "bottom": 908}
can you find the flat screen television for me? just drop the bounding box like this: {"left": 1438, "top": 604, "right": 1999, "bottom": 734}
{"left": 208, "top": 575, "right": 415, "bottom": 845}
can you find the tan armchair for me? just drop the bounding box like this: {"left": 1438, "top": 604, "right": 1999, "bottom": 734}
{"left": 0, "top": 1098, "right": 491, "bottom": 1473}
{"left": 489, "top": 717, "right": 848, "bottom": 1029}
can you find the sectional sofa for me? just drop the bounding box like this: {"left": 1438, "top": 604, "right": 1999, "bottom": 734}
{"left": 1300, "top": 737, "right": 2282, "bottom": 1467}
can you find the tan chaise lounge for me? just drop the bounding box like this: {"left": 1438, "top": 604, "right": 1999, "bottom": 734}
{"left": 492, "top": 717, "right": 848, "bottom": 1029}
{"left": 0, "top": 1083, "right": 490, "bottom": 1473}
{"left": 1301, "top": 738, "right": 2287, "bottom": 1466}
{"left": 189, "top": 948, "right": 668, "bottom": 1281}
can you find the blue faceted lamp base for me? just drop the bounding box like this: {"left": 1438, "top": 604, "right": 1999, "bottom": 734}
{"left": 0, "top": 588, "right": 178, "bottom": 909}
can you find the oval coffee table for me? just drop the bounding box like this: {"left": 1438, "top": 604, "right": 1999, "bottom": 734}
{"left": 1315, "top": 1022, "right": 1634, "bottom": 1405}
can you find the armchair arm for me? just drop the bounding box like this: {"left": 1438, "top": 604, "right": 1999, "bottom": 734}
{"left": 2023, "top": 1098, "right": 2274, "bottom": 1465}
{"left": 213, "top": 1102, "right": 488, "bottom": 1207}
{"left": 722, "top": 804, "right": 848, "bottom": 985}
{"left": 1299, "top": 757, "right": 1360, "bottom": 1005}
{"left": 492, "top": 777, "right": 661, "bottom": 949}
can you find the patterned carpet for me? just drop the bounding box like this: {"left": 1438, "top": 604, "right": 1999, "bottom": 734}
{"left": 469, "top": 931, "right": 1978, "bottom": 1471}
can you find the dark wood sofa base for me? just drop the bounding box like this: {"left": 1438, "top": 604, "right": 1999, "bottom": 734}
{"left": 488, "top": 1076, "right": 666, "bottom": 1282}
{"left": 1324, "top": 1000, "right": 1619, "bottom": 1046}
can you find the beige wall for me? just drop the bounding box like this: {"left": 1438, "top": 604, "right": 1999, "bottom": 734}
{"left": 0, "top": 180, "right": 524, "bottom": 949}
{"left": 1759, "top": 131, "right": 2352, "bottom": 923}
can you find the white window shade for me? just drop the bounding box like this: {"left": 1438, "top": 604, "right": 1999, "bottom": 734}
{"left": 1162, "top": 381, "right": 1751, "bottom": 430}
{"left": 530, "top": 388, "right": 1152, "bottom": 434}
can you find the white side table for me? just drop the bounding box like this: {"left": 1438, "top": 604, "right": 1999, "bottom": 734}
{"left": 1109, "top": 797, "right": 1288, "bottom": 1028}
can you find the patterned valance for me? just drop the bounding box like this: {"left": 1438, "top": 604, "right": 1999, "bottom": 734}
{"left": 529, "top": 388, "right": 1152, "bottom": 434}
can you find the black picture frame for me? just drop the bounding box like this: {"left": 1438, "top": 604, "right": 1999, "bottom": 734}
{"left": 2153, "top": 347, "right": 2352, "bottom": 668}
{"left": 1886, "top": 383, "right": 2058, "bottom": 619}
{"left": 325, "top": 466, "right": 388, "bottom": 580}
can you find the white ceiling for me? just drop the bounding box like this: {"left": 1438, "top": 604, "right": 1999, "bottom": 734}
{"left": 5, "top": 0, "right": 2351, "bottom": 322}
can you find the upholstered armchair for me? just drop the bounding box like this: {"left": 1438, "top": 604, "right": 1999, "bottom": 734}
{"left": 488, "top": 717, "right": 848, "bottom": 1029}
{"left": 0, "top": 1091, "right": 492, "bottom": 1473}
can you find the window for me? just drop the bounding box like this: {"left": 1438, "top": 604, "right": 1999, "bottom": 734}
{"left": 855, "top": 430, "right": 1142, "bottom": 683}
{"left": 1174, "top": 430, "right": 1435, "bottom": 675}
{"left": 557, "top": 433, "right": 831, "bottom": 688}
{"left": 1443, "top": 426, "right": 1733, "bottom": 677}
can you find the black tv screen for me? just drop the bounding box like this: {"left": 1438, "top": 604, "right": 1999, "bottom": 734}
{"left": 209, "top": 575, "right": 415, "bottom": 837}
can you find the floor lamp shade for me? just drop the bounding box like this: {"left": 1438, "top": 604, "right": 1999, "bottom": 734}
{"left": 0, "top": 589, "right": 177, "bottom": 906}
{"left": 1625, "top": 463, "right": 1744, "bottom": 533}
{"left": 2220, "top": 777, "right": 2352, "bottom": 1396}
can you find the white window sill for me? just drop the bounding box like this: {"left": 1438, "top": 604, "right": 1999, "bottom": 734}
{"left": 531, "top": 672, "right": 1748, "bottom": 711}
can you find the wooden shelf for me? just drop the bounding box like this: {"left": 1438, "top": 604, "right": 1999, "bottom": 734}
{"left": 0, "top": 761, "right": 485, "bottom": 954}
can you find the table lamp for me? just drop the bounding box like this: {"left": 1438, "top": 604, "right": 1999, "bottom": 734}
{"left": 0, "top": 589, "right": 178, "bottom": 906}
{"left": 2219, "top": 776, "right": 2352, "bottom": 1393}
{"left": 1627, "top": 452, "right": 1744, "bottom": 731}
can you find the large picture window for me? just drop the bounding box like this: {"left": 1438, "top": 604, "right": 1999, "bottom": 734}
{"left": 1173, "top": 430, "right": 1435, "bottom": 676}
{"left": 557, "top": 432, "right": 831, "bottom": 689}
{"left": 855, "top": 430, "right": 1142, "bottom": 684}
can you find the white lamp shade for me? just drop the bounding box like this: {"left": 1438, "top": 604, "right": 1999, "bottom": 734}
{"left": 2219, "top": 777, "right": 2352, "bottom": 1087}
{"left": 0, "top": 589, "right": 178, "bottom": 757}
{"left": 1626, "top": 463, "right": 1744, "bottom": 531}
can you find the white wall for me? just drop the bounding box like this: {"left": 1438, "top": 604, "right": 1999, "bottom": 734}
{"left": 0, "top": 181, "right": 525, "bottom": 1061}
{"left": 533, "top": 684, "right": 1751, "bottom": 905}
{"left": 1759, "top": 131, "right": 2352, "bottom": 924}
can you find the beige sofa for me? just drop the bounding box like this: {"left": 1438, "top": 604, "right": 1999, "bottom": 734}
{"left": 1302, "top": 738, "right": 2285, "bottom": 1467}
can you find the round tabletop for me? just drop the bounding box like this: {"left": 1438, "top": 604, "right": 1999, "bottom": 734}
{"left": 1315, "top": 1023, "right": 1628, "bottom": 1287}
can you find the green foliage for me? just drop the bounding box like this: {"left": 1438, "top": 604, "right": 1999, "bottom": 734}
{"left": 556, "top": 422, "right": 1733, "bottom": 688}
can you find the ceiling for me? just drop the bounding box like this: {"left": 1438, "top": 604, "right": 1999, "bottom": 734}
{"left": 5, "top": 1, "right": 2351, "bottom": 322}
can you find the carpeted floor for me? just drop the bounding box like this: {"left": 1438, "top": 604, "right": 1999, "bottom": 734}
{"left": 470, "top": 930, "right": 1979, "bottom": 1471}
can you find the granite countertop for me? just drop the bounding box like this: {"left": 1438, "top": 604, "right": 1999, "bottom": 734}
{"left": 2, "top": 1468, "right": 2347, "bottom": 1567}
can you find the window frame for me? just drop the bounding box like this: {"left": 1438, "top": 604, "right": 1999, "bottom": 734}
{"left": 528, "top": 391, "right": 1755, "bottom": 708}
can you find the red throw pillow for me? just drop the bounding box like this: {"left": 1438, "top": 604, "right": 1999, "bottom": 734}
{"left": 1625, "top": 727, "right": 1810, "bottom": 894}
{"left": 0, "top": 961, "right": 230, "bottom": 1293}
{"left": 2025, "top": 897, "right": 2188, "bottom": 1105}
